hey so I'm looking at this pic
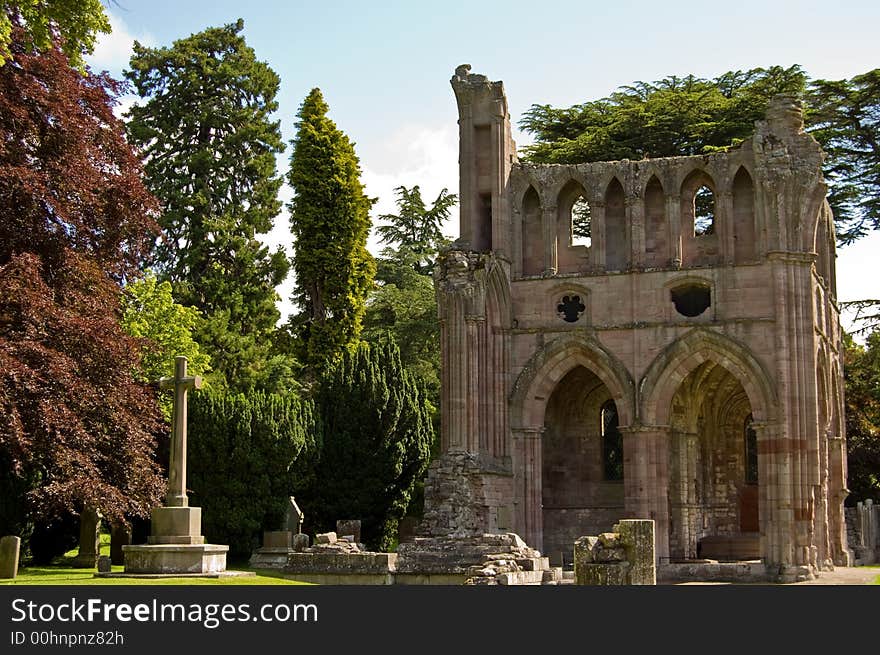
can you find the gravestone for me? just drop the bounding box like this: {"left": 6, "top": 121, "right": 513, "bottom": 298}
{"left": 123, "top": 356, "right": 228, "bottom": 574}
{"left": 97, "top": 556, "right": 112, "bottom": 573}
{"left": 292, "top": 533, "right": 310, "bottom": 551}
{"left": 336, "top": 520, "right": 361, "bottom": 544}
{"left": 0, "top": 536, "right": 21, "bottom": 579}
{"left": 285, "top": 497, "right": 304, "bottom": 534}
{"left": 110, "top": 523, "right": 132, "bottom": 565}
{"left": 72, "top": 507, "right": 101, "bottom": 568}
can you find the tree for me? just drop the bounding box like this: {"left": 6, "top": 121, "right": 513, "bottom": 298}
{"left": 518, "top": 65, "right": 880, "bottom": 244}
{"left": 363, "top": 250, "right": 441, "bottom": 404}
{"left": 306, "top": 341, "right": 433, "bottom": 550}
{"left": 125, "top": 20, "right": 291, "bottom": 393}
{"left": 0, "top": 1, "right": 110, "bottom": 69}
{"left": 806, "top": 70, "right": 880, "bottom": 244}
{"left": 843, "top": 332, "right": 880, "bottom": 504}
{"left": 287, "top": 88, "right": 375, "bottom": 375}
{"left": 376, "top": 185, "right": 456, "bottom": 275}
{"left": 121, "top": 273, "right": 212, "bottom": 420}
{"left": 0, "top": 25, "right": 164, "bottom": 532}
{"left": 187, "top": 390, "right": 319, "bottom": 556}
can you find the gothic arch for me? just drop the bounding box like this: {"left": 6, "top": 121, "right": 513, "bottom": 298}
{"left": 640, "top": 328, "right": 777, "bottom": 426}
{"left": 510, "top": 335, "right": 636, "bottom": 429}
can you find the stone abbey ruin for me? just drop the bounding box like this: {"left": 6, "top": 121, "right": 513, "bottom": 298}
{"left": 421, "top": 65, "right": 849, "bottom": 582}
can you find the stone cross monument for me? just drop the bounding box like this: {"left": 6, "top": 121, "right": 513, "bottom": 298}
{"left": 122, "top": 356, "right": 227, "bottom": 575}
{"left": 158, "top": 356, "right": 202, "bottom": 508}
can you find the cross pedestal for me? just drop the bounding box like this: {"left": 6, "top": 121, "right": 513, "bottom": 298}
{"left": 123, "top": 356, "right": 228, "bottom": 575}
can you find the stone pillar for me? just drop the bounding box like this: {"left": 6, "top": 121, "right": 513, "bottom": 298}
{"left": 622, "top": 426, "right": 670, "bottom": 563}
{"left": 0, "top": 536, "right": 21, "bottom": 579}
{"left": 617, "top": 519, "right": 656, "bottom": 585}
{"left": 718, "top": 191, "right": 734, "bottom": 265}
{"left": 591, "top": 201, "right": 606, "bottom": 270}
{"left": 542, "top": 204, "right": 557, "bottom": 275}
{"left": 627, "top": 194, "right": 644, "bottom": 268}
{"left": 110, "top": 523, "right": 132, "bottom": 566}
{"left": 666, "top": 194, "right": 682, "bottom": 268}
{"left": 512, "top": 427, "right": 543, "bottom": 551}
{"left": 73, "top": 507, "right": 101, "bottom": 568}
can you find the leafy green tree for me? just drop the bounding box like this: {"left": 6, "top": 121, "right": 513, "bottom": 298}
{"left": 1, "top": 0, "right": 110, "bottom": 69}
{"left": 843, "top": 332, "right": 880, "bottom": 504}
{"left": 121, "top": 273, "right": 212, "bottom": 420}
{"left": 376, "top": 185, "right": 456, "bottom": 274}
{"left": 518, "top": 65, "right": 880, "bottom": 244}
{"left": 187, "top": 390, "right": 319, "bottom": 556}
{"left": 806, "top": 70, "right": 880, "bottom": 244}
{"left": 520, "top": 65, "right": 807, "bottom": 162}
{"left": 125, "top": 20, "right": 290, "bottom": 393}
{"left": 287, "top": 88, "right": 375, "bottom": 375}
{"left": 364, "top": 249, "right": 441, "bottom": 404}
{"left": 307, "top": 341, "right": 433, "bottom": 550}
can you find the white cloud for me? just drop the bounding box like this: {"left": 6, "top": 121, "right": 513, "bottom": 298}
{"left": 362, "top": 123, "right": 459, "bottom": 253}
{"left": 86, "top": 12, "right": 154, "bottom": 73}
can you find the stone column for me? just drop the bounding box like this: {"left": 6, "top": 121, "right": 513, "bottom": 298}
{"left": 666, "top": 194, "right": 682, "bottom": 268}
{"left": 627, "top": 194, "right": 644, "bottom": 268}
{"left": 622, "top": 426, "right": 671, "bottom": 563}
{"left": 717, "top": 191, "right": 734, "bottom": 264}
{"left": 512, "top": 427, "right": 543, "bottom": 551}
{"left": 591, "top": 201, "right": 606, "bottom": 271}
{"left": 542, "top": 204, "right": 558, "bottom": 275}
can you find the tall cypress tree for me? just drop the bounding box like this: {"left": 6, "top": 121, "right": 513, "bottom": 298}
{"left": 287, "top": 88, "right": 375, "bottom": 375}
{"left": 125, "top": 20, "right": 291, "bottom": 392}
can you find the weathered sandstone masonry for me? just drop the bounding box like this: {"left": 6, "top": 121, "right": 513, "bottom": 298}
{"left": 423, "top": 65, "right": 849, "bottom": 582}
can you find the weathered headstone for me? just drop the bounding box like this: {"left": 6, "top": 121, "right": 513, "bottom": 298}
{"left": 110, "top": 523, "right": 132, "bottom": 565}
{"left": 72, "top": 507, "right": 101, "bottom": 568}
{"left": 285, "top": 497, "right": 304, "bottom": 534}
{"left": 0, "top": 536, "right": 21, "bottom": 579}
{"left": 292, "top": 533, "right": 310, "bottom": 551}
{"left": 97, "top": 555, "right": 112, "bottom": 573}
{"left": 336, "top": 520, "right": 361, "bottom": 544}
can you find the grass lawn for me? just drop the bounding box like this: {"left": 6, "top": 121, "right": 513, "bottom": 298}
{"left": 1, "top": 533, "right": 308, "bottom": 585}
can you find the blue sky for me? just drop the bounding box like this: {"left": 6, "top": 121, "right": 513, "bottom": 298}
{"left": 85, "top": 0, "right": 880, "bottom": 327}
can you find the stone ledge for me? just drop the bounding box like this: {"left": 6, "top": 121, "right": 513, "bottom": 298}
{"left": 122, "top": 543, "right": 228, "bottom": 575}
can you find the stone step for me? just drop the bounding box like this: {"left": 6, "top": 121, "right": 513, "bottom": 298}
{"left": 496, "top": 570, "right": 545, "bottom": 585}
{"left": 515, "top": 557, "right": 550, "bottom": 571}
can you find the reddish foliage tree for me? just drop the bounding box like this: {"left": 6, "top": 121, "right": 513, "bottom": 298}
{"left": 0, "top": 24, "right": 165, "bottom": 525}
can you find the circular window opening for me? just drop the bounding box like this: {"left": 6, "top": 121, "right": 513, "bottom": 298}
{"left": 557, "top": 295, "right": 586, "bottom": 323}
{"left": 670, "top": 284, "right": 711, "bottom": 317}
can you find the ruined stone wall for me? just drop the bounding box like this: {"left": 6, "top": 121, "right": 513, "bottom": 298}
{"left": 432, "top": 66, "right": 848, "bottom": 580}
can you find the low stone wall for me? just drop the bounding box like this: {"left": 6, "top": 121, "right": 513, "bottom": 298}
{"left": 846, "top": 500, "right": 879, "bottom": 565}
{"left": 573, "top": 520, "right": 655, "bottom": 585}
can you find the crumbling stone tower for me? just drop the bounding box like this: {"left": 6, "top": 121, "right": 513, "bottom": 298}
{"left": 424, "top": 65, "right": 849, "bottom": 581}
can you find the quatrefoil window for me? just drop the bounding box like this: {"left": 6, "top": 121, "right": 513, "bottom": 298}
{"left": 557, "top": 295, "right": 585, "bottom": 323}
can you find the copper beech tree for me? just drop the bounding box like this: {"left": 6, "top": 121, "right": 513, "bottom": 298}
{"left": 0, "top": 25, "right": 166, "bottom": 528}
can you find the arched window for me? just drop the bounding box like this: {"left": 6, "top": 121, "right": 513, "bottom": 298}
{"left": 744, "top": 414, "right": 758, "bottom": 484}
{"left": 694, "top": 185, "right": 715, "bottom": 236}
{"left": 571, "top": 195, "right": 591, "bottom": 247}
{"left": 601, "top": 400, "right": 623, "bottom": 481}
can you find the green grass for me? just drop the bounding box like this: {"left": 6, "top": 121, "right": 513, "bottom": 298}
{"left": 1, "top": 533, "right": 308, "bottom": 585}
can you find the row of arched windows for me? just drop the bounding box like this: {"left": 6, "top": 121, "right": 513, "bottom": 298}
{"left": 519, "top": 166, "right": 757, "bottom": 275}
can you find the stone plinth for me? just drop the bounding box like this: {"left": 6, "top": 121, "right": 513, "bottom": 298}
{"left": 0, "top": 536, "right": 21, "bottom": 579}
{"left": 122, "top": 544, "right": 228, "bottom": 574}
{"left": 148, "top": 506, "right": 204, "bottom": 545}
{"left": 123, "top": 505, "right": 227, "bottom": 574}
{"left": 574, "top": 519, "right": 655, "bottom": 585}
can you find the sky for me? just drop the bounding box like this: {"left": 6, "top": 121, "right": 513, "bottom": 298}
{"left": 84, "top": 0, "right": 880, "bottom": 330}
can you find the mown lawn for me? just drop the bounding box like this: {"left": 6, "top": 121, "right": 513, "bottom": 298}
{"left": 1, "top": 533, "right": 308, "bottom": 585}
